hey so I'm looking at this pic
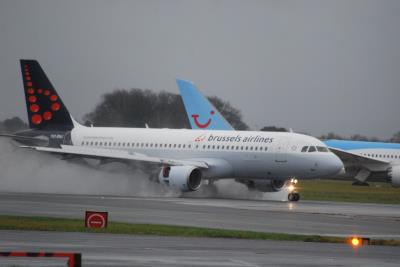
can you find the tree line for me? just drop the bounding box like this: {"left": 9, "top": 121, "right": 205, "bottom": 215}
{"left": 1, "top": 88, "right": 399, "bottom": 143}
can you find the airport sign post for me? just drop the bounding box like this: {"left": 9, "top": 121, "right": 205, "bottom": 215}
{"left": 0, "top": 252, "right": 81, "bottom": 267}
{"left": 85, "top": 211, "right": 108, "bottom": 229}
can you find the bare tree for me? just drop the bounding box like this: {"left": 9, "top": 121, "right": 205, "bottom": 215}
{"left": 84, "top": 89, "right": 248, "bottom": 130}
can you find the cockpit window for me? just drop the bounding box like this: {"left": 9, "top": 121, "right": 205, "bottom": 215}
{"left": 301, "top": 146, "right": 308, "bottom": 152}
{"left": 317, "top": 146, "right": 329, "bottom": 152}
{"left": 308, "top": 146, "right": 316, "bottom": 152}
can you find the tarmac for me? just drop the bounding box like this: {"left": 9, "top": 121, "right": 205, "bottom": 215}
{"left": 0, "top": 192, "right": 399, "bottom": 238}
{"left": 1, "top": 230, "right": 400, "bottom": 267}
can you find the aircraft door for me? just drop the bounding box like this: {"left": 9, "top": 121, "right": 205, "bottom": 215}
{"left": 275, "top": 138, "right": 287, "bottom": 163}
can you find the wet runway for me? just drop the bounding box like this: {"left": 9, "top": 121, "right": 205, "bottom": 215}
{"left": 0, "top": 192, "right": 399, "bottom": 239}
{"left": 1, "top": 230, "right": 399, "bottom": 267}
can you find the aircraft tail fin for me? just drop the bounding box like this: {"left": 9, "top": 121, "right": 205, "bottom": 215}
{"left": 20, "top": 59, "right": 74, "bottom": 131}
{"left": 176, "top": 79, "right": 234, "bottom": 130}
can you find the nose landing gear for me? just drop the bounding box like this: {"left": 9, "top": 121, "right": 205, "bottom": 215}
{"left": 288, "top": 192, "right": 300, "bottom": 202}
{"left": 287, "top": 178, "right": 300, "bottom": 202}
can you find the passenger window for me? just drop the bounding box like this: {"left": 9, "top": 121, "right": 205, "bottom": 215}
{"left": 301, "top": 146, "right": 308, "bottom": 152}
{"left": 264, "top": 147, "right": 268, "bottom": 151}
{"left": 178, "top": 144, "right": 181, "bottom": 148}
{"left": 255, "top": 147, "right": 258, "bottom": 151}
{"left": 308, "top": 146, "right": 316, "bottom": 152}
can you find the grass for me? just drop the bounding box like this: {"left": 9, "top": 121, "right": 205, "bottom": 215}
{"left": 0, "top": 215, "right": 399, "bottom": 246}
{"left": 299, "top": 179, "right": 400, "bottom": 204}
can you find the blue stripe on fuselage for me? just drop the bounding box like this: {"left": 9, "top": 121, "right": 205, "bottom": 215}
{"left": 324, "top": 139, "right": 400, "bottom": 151}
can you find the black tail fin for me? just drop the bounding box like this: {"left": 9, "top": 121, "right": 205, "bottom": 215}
{"left": 21, "top": 60, "right": 73, "bottom": 131}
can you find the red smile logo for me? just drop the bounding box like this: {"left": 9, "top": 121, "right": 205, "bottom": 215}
{"left": 192, "top": 110, "right": 215, "bottom": 128}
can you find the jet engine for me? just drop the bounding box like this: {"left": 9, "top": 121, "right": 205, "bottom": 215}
{"left": 388, "top": 166, "right": 400, "bottom": 187}
{"left": 159, "top": 166, "right": 202, "bottom": 192}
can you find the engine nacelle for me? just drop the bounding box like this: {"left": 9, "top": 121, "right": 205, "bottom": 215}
{"left": 388, "top": 166, "right": 400, "bottom": 187}
{"left": 159, "top": 166, "right": 202, "bottom": 192}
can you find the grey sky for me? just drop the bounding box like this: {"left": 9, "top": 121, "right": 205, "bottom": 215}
{"left": 1, "top": 0, "right": 399, "bottom": 139}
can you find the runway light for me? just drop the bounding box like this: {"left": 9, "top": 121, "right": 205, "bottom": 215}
{"left": 348, "top": 236, "right": 370, "bottom": 248}
{"left": 351, "top": 237, "right": 360, "bottom": 247}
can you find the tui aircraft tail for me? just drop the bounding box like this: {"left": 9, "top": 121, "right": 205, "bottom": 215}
{"left": 20, "top": 60, "right": 74, "bottom": 131}
{"left": 176, "top": 79, "right": 234, "bottom": 130}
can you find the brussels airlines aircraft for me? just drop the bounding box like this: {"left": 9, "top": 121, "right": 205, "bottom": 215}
{"left": 177, "top": 79, "right": 400, "bottom": 187}
{"left": 4, "top": 60, "right": 343, "bottom": 199}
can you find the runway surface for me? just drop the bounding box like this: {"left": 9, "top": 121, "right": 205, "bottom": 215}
{"left": 1, "top": 230, "right": 400, "bottom": 267}
{"left": 0, "top": 192, "right": 399, "bottom": 239}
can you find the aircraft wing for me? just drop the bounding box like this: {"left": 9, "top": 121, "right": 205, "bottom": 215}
{"left": 328, "top": 147, "right": 389, "bottom": 171}
{"left": 22, "top": 145, "right": 209, "bottom": 169}
{"left": 0, "top": 133, "right": 44, "bottom": 141}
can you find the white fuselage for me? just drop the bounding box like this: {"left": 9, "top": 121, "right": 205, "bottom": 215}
{"left": 71, "top": 126, "right": 343, "bottom": 180}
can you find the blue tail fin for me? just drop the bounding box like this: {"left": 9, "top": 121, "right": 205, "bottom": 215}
{"left": 176, "top": 79, "right": 234, "bottom": 130}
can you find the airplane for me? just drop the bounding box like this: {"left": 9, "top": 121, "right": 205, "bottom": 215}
{"left": 324, "top": 140, "right": 400, "bottom": 187}
{"left": 177, "top": 79, "right": 400, "bottom": 188}
{"left": 2, "top": 60, "right": 344, "bottom": 202}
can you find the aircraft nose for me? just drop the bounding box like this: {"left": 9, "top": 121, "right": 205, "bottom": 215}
{"left": 324, "top": 154, "right": 344, "bottom": 176}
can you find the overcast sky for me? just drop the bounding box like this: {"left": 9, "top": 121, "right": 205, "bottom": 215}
{"left": 1, "top": 0, "right": 399, "bottom": 139}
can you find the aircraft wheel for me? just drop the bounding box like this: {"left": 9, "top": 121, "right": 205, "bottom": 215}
{"left": 288, "top": 192, "right": 300, "bottom": 202}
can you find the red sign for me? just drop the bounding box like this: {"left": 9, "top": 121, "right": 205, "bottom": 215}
{"left": 85, "top": 211, "right": 108, "bottom": 228}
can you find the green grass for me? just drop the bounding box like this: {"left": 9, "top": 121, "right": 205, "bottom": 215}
{"left": 0, "top": 215, "right": 399, "bottom": 246}
{"left": 299, "top": 179, "right": 400, "bottom": 204}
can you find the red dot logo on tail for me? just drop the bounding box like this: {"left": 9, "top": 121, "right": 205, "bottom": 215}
{"left": 191, "top": 110, "right": 215, "bottom": 129}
